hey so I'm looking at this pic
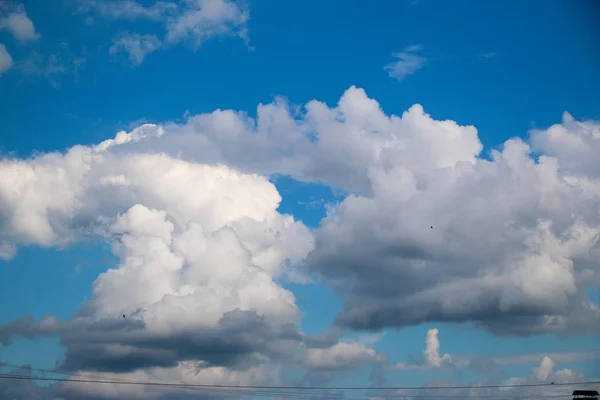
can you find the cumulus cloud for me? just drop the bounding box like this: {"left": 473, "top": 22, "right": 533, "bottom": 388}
{"left": 109, "top": 33, "right": 162, "bottom": 67}
{"left": 424, "top": 328, "right": 451, "bottom": 367}
{"left": 0, "top": 3, "right": 39, "bottom": 43}
{"left": 0, "top": 121, "right": 380, "bottom": 397}
{"left": 389, "top": 328, "right": 455, "bottom": 371}
{"left": 305, "top": 341, "right": 386, "bottom": 370}
{"left": 2, "top": 87, "right": 600, "bottom": 339}
{"left": 0, "top": 130, "right": 313, "bottom": 396}
{"left": 309, "top": 140, "right": 600, "bottom": 334}
{"left": 382, "top": 356, "right": 592, "bottom": 400}
{"left": 1, "top": 86, "right": 600, "bottom": 395}
{"left": 0, "top": 43, "right": 13, "bottom": 76}
{"left": 530, "top": 111, "right": 600, "bottom": 179}
{"left": 145, "top": 86, "right": 481, "bottom": 194}
{"left": 0, "top": 148, "right": 314, "bottom": 312}
{"left": 296, "top": 89, "right": 600, "bottom": 336}
{"left": 384, "top": 45, "right": 427, "bottom": 81}
{"left": 0, "top": 362, "right": 280, "bottom": 400}
{"left": 533, "top": 356, "right": 555, "bottom": 382}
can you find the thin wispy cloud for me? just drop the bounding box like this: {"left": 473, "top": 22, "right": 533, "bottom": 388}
{"left": 109, "top": 33, "right": 162, "bottom": 67}
{"left": 384, "top": 44, "right": 427, "bottom": 82}
{"left": 80, "top": 0, "right": 250, "bottom": 67}
{"left": 477, "top": 52, "right": 497, "bottom": 59}
{"left": 80, "top": 0, "right": 177, "bottom": 21}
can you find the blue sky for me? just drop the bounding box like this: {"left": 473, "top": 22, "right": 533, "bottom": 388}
{"left": 1, "top": 0, "right": 600, "bottom": 399}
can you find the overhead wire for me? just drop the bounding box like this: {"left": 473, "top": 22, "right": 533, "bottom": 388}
{"left": 1, "top": 373, "right": 596, "bottom": 400}
{"left": 0, "top": 373, "right": 598, "bottom": 392}
{"left": 1, "top": 362, "right": 597, "bottom": 400}
{"left": 0, "top": 361, "right": 137, "bottom": 383}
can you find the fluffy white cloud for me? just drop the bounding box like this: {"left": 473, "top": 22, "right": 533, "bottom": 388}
{"left": 2, "top": 86, "right": 599, "bottom": 338}
{"left": 503, "top": 356, "right": 586, "bottom": 389}
{"left": 129, "top": 86, "right": 479, "bottom": 194}
{"left": 384, "top": 45, "right": 427, "bottom": 82}
{"left": 530, "top": 111, "right": 600, "bottom": 179}
{"left": 1, "top": 86, "right": 600, "bottom": 397}
{"left": 305, "top": 341, "right": 386, "bottom": 370}
{"left": 387, "top": 328, "right": 600, "bottom": 373}
{"left": 0, "top": 125, "right": 315, "bottom": 397}
{"left": 424, "top": 328, "right": 451, "bottom": 367}
{"left": 295, "top": 89, "right": 600, "bottom": 335}
{"left": 0, "top": 43, "right": 13, "bottom": 76}
{"left": 389, "top": 328, "right": 456, "bottom": 371}
{"left": 109, "top": 33, "right": 162, "bottom": 67}
{"left": 0, "top": 362, "right": 278, "bottom": 400}
{"left": 0, "top": 143, "right": 314, "bottom": 284}
{"left": 0, "top": 3, "right": 39, "bottom": 43}
{"left": 308, "top": 135, "right": 600, "bottom": 334}
{"left": 533, "top": 356, "right": 555, "bottom": 382}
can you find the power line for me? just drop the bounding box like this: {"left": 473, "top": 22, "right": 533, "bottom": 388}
{"left": 0, "top": 373, "right": 598, "bottom": 392}
{"left": 0, "top": 362, "right": 579, "bottom": 397}
{"left": 0, "top": 374, "right": 591, "bottom": 400}
{"left": 0, "top": 362, "right": 135, "bottom": 383}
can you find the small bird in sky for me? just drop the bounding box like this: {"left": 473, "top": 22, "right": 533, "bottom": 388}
{"left": 123, "top": 314, "right": 126, "bottom": 319}
{"left": 550, "top": 382, "right": 555, "bottom": 385}
{"left": 430, "top": 226, "right": 433, "bottom": 229}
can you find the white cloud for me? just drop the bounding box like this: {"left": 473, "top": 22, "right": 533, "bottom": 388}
{"left": 389, "top": 328, "right": 455, "bottom": 371}
{"left": 109, "top": 33, "right": 162, "bottom": 67}
{"left": 0, "top": 134, "right": 313, "bottom": 397}
{"left": 0, "top": 3, "right": 39, "bottom": 43}
{"left": 386, "top": 356, "right": 590, "bottom": 400}
{"left": 384, "top": 45, "right": 427, "bottom": 81}
{"left": 533, "top": 356, "right": 555, "bottom": 382}
{"left": 305, "top": 341, "right": 385, "bottom": 370}
{"left": 299, "top": 89, "right": 600, "bottom": 335}
{"left": 389, "top": 335, "right": 600, "bottom": 374}
{"left": 2, "top": 87, "right": 599, "bottom": 338}
{"left": 511, "top": 356, "right": 584, "bottom": 387}
{"left": 424, "top": 328, "right": 451, "bottom": 367}
{"left": 0, "top": 43, "right": 13, "bottom": 76}
{"left": 55, "top": 363, "right": 275, "bottom": 399}
{"left": 164, "top": 0, "right": 249, "bottom": 49}
{"left": 82, "top": 0, "right": 250, "bottom": 65}
{"left": 1, "top": 86, "right": 600, "bottom": 397}
{"left": 147, "top": 86, "right": 480, "bottom": 194}
{"left": 530, "top": 111, "right": 600, "bottom": 179}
